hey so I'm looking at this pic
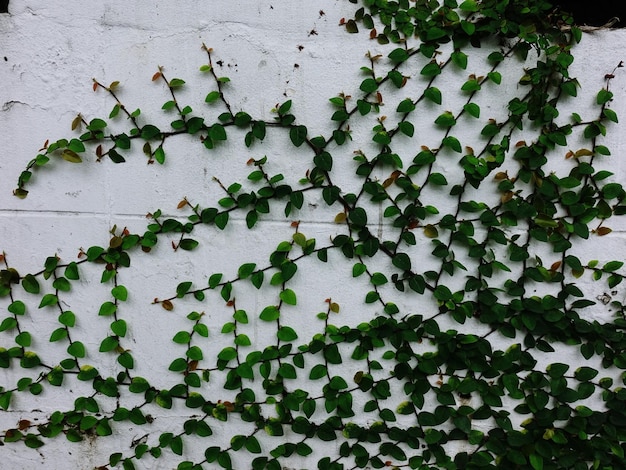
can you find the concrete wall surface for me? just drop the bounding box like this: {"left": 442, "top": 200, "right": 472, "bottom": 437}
{"left": 1, "top": 1, "right": 626, "bottom": 469}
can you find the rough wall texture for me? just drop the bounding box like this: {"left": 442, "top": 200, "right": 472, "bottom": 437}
{"left": 1, "top": 1, "right": 626, "bottom": 469}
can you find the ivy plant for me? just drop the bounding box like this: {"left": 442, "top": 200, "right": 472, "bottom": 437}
{"left": 3, "top": 1, "right": 626, "bottom": 469}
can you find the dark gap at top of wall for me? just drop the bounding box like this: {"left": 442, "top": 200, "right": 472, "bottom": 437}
{"left": 551, "top": 0, "right": 626, "bottom": 27}
{"left": 0, "top": 1, "right": 623, "bottom": 27}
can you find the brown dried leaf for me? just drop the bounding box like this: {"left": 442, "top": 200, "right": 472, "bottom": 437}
{"left": 17, "top": 420, "right": 30, "bottom": 430}
{"left": 574, "top": 148, "right": 594, "bottom": 158}
{"left": 501, "top": 191, "right": 514, "bottom": 203}
{"left": 61, "top": 149, "right": 82, "bottom": 163}
{"left": 550, "top": 261, "right": 562, "bottom": 272}
{"left": 597, "top": 227, "right": 612, "bottom": 236}
{"left": 13, "top": 189, "right": 28, "bottom": 199}
{"left": 177, "top": 199, "right": 188, "bottom": 210}
{"left": 334, "top": 212, "right": 347, "bottom": 223}
{"left": 71, "top": 114, "right": 82, "bottom": 131}
{"left": 109, "top": 236, "right": 123, "bottom": 249}
{"left": 162, "top": 299, "right": 174, "bottom": 311}
{"left": 423, "top": 224, "right": 438, "bottom": 238}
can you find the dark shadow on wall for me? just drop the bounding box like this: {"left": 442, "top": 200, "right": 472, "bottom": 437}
{"left": 551, "top": 0, "right": 626, "bottom": 27}
{"left": 0, "top": 1, "right": 8, "bottom": 14}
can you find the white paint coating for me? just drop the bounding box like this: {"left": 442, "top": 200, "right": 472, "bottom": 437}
{"left": 1, "top": 1, "right": 626, "bottom": 468}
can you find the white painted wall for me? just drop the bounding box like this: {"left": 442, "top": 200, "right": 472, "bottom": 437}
{"left": 1, "top": 1, "right": 626, "bottom": 468}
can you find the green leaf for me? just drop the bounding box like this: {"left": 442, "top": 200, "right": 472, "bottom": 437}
{"left": 464, "top": 103, "right": 480, "bottom": 118}
{"left": 428, "top": 173, "right": 448, "bottom": 185}
{"left": 99, "top": 301, "right": 117, "bottom": 316}
{"left": 173, "top": 331, "right": 191, "bottom": 344}
{"left": 67, "top": 341, "right": 86, "bottom": 358}
{"left": 235, "top": 334, "right": 251, "bottom": 347}
{"left": 141, "top": 124, "right": 161, "bottom": 140}
{"left": 8, "top": 300, "right": 25, "bottom": 315}
{"left": 290, "top": 125, "right": 307, "bottom": 147}
{"left": 39, "top": 293, "right": 58, "bottom": 308}
{"left": 603, "top": 261, "right": 623, "bottom": 272}
{"left": 277, "top": 326, "right": 298, "bottom": 342}
{"left": 238, "top": 263, "right": 257, "bottom": 279}
{"left": 246, "top": 436, "right": 262, "bottom": 454}
{"left": 111, "top": 285, "right": 128, "bottom": 301}
{"left": 388, "top": 48, "right": 409, "bottom": 63}
{"left": 176, "top": 281, "right": 192, "bottom": 297}
{"left": 169, "top": 358, "right": 188, "bottom": 372}
{"left": 360, "top": 78, "right": 378, "bottom": 93}
{"left": 279, "top": 289, "right": 297, "bottom": 305}
{"left": 349, "top": 207, "right": 367, "bottom": 226}
{"left": 50, "top": 327, "right": 68, "bottom": 342}
{"left": 459, "top": 0, "right": 479, "bottom": 12}
{"left": 169, "top": 78, "right": 186, "bottom": 88}
{"left": 452, "top": 51, "right": 468, "bottom": 69}
{"left": 435, "top": 112, "right": 456, "bottom": 128}
{"left": 314, "top": 152, "right": 333, "bottom": 171}
{"left": 597, "top": 89, "right": 613, "bottom": 105}
{"left": 574, "top": 367, "right": 598, "bottom": 381}
{"left": 353, "top": 263, "right": 367, "bottom": 277}
{"left": 278, "top": 363, "right": 296, "bottom": 379}
{"left": 421, "top": 62, "right": 441, "bottom": 77}
{"left": 309, "top": 364, "right": 327, "bottom": 380}
{"left": 0, "top": 391, "right": 12, "bottom": 410}
{"left": 398, "top": 121, "right": 414, "bottom": 137}
{"left": 209, "top": 124, "right": 227, "bottom": 141}
{"left": 22, "top": 274, "right": 40, "bottom": 294}
{"left": 99, "top": 336, "right": 119, "bottom": 352}
{"left": 204, "top": 91, "right": 220, "bottom": 103}
{"left": 208, "top": 273, "right": 223, "bottom": 288}
{"left": 16, "top": 331, "right": 31, "bottom": 347}
{"left": 111, "top": 319, "right": 127, "bottom": 337}
{"left": 396, "top": 99, "right": 415, "bottom": 113}
{"left": 442, "top": 136, "right": 461, "bottom": 153}
{"left": 371, "top": 272, "right": 388, "bottom": 286}
{"left": 424, "top": 87, "right": 442, "bottom": 105}
{"left": 393, "top": 253, "right": 411, "bottom": 271}
{"left": 52, "top": 277, "right": 72, "bottom": 292}
{"left": 260, "top": 305, "right": 280, "bottom": 322}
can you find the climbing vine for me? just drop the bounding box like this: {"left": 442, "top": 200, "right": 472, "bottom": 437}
{"left": 3, "top": 0, "right": 626, "bottom": 469}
